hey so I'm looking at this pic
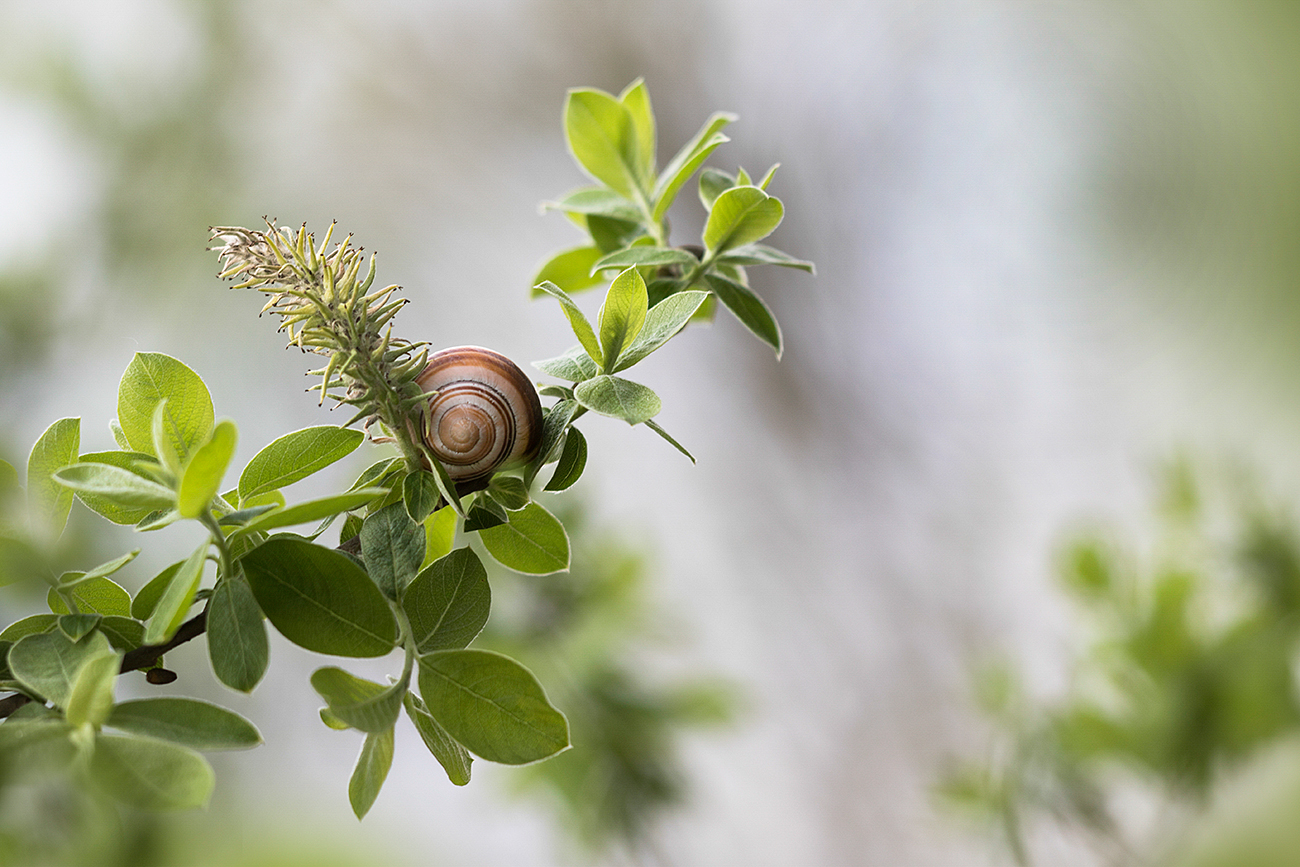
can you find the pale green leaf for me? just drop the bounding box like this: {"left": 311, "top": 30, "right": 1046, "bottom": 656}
{"left": 705, "top": 272, "right": 783, "bottom": 357}
{"left": 614, "top": 289, "right": 709, "bottom": 371}
{"left": 178, "top": 419, "right": 237, "bottom": 518}
{"left": 238, "top": 426, "right": 365, "bottom": 502}
{"left": 144, "top": 541, "right": 207, "bottom": 646}
{"left": 90, "top": 734, "right": 214, "bottom": 810}
{"left": 478, "top": 502, "right": 570, "bottom": 575}
{"left": 310, "top": 667, "right": 404, "bottom": 733}
{"left": 543, "top": 427, "right": 587, "bottom": 491}
{"left": 533, "top": 346, "right": 601, "bottom": 383}
{"left": 574, "top": 375, "right": 661, "bottom": 425}
{"left": 64, "top": 647, "right": 120, "bottom": 728}
{"left": 231, "top": 489, "right": 388, "bottom": 536}
{"left": 106, "top": 697, "right": 262, "bottom": 750}
{"left": 417, "top": 648, "right": 569, "bottom": 765}
{"left": 535, "top": 281, "right": 602, "bottom": 368}
{"left": 116, "top": 353, "right": 214, "bottom": 466}
{"left": 702, "top": 186, "right": 785, "bottom": 255}
{"left": 348, "top": 726, "right": 394, "bottom": 819}
{"left": 48, "top": 576, "right": 132, "bottom": 617}
{"left": 598, "top": 267, "right": 648, "bottom": 371}
{"left": 652, "top": 112, "right": 736, "bottom": 222}
{"left": 404, "top": 692, "right": 471, "bottom": 785}
{"left": 54, "top": 462, "right": 175, "bottom": 511}
{"left": 564, "top": 88, "right": 640, "bottom": 199}
{"left": 26, "top": 417, "right": 80, "bottom": 544}
{"left": 8, "top": 630, "right": 114, "bottom": 709}
{"left": 421, "top": 506, "right": 457, "bottom": 571}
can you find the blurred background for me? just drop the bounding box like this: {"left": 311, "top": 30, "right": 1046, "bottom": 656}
{"left": 3, "top": 0, "right": 1300, "bottom": 865}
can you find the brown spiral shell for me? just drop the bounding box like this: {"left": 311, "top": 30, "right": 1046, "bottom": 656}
{"left": 415, "top": 346, "right": 543, "bottom": 482}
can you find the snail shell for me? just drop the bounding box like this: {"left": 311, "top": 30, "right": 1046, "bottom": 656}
{"left": 415, "top": 346, "right": 543, "bottom": 482}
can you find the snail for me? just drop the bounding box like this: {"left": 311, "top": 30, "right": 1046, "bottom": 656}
{"left": 415, "top": 346, "right": 544, "bottom": 484}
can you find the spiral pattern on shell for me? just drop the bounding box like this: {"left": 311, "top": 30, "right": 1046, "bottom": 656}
{"left": 415, "top": 346, "right": 544, "bottom": 482}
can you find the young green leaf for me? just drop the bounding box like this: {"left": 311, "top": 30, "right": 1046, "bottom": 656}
{"left": 702, "top": 186, "right": 785, "bottom": 256}
{"left": 151, "top": 400, "right": 181, "bottom": 476}
{"left": 591, "top": 246, "right": 700, "bottom": 274}
{"left": 241, "top": 537, "right": 398, "bottom": 658}
{"left": 0, "top": 614, "right": 57, "bottom": 643}
{"left": 207, "top": 575, "right": 269, "bottom": 692}
{"left": 238, "top": 426, "right": 365, "bottom": 502}
{"left": 403, "top": 548, "right": 490, "bottom": 653}
{"left": 531, "top": 400, "right": 580, "bottom": 478}
{"left": 530, "top": 245, "right": 606, "bottom": 298}
{"left": 644, "top": 418, "right": 696, "bottom": 463}
{"left": 463, "top": 495, "right": 508, "bottom": 532}
{"left": 68, "top": 452, "right": 164, "bottom": 525}
{"left": 544, "top": 427, "right": 587, "bottom": 492}
{"left": 404, "top": 692, "right": 471, "bottom": 786}
{"left": 360, "top": 502, "right": 425, "bottom": 600}
{"left": 620, "top": 78, "right": 657, "bottom": 189}
{"left": 178, "top": 419, "right": 238, "bottom": 519}
{"left": 348, "top": 726, "right": 394, "bottom": 819}
{"left": 402, "top": 470, "right": 440, "bottom": 524}
{"left": 574, "top": 375, "right": 661, "bottom": 425}
{"left": 705, "top": 272, "right": 783, "bottom": 357}
{"left": 144, "top": 541, "right": 207, "bottom": 646}
{"left": 540, "top": 189, "right": 641, "bottom": 222}
{"left": 64, "top": 648, "right": 120, "bottom": 728}
{"left": 311, "top": 667, "right": 404, "bottom": 733}
{"left": 417, "top": 648, "right": 569, "bottom": 765}
{"left": 57, "top": 549, "right": 140, "bottom": 589}
{"left": 421, "top": 506, "right": 457, "bottom": 571}
{"left": 26, "top": 417, "right": 80, "bottom": 544}
{"left": 54, "top": 462, "right": 176, "bottom": 512}
{"left": 614, "top": 289, "right": 709, "bottom": 372}
{"left": 535, "top": 281, "right": 603, "bottom": 368}
{"left": 716, "top": 242, "right": 816, "bottom": 273}
{"left": 478, "top": 502, "right": 570, "bottom": 575}
{"left": 698, "top": 167, "right": 736, "bottom": 211}
{"left": 231, "top": 489, "right": 388, "bottom": 537}
{"left": 8, "top": 630, "right": 115, "bottom": 709}
{"left": 109, "top": 418, "right": 131, "bottom": 450}
{"left": 117, "top": 352, "right": 214, "bottom": 466}
{"left": 106, "top": 698, "right": 262, "bottom": 750}
{"left": 533, "top": 346, "right": 601, "bottom": 383}
{"left": 90, "top": 734, "right": 214, "bottom": 810}
{"left": 487, "top": 477, "right": 529, "bottom": 511}
{"left": 97, "top": 616, "right": 146, "bottom": 653}
{"left": 58, "top": 613, "right": 101, "bottom": 642}
{"left": 598, "top": 267, "right": 648, "bottom": 373}
{"left": 585, "top": 214, "right": 644, "bottom": 254}
{"left": 564, "top": 87, "right": 641, "bottom": 200}
{"left": 48, "top": 576, "right": 132, "bottom": 617}
{"left": 652, "top": 112, "right": 736, "bottom": 223}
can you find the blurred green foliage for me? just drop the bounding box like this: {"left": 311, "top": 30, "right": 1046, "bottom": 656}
{"left": 943, "top": 460, "right": 1300, "bottom": 865}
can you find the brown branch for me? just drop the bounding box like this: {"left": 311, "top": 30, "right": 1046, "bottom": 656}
{"left": 0, "top": 610, "right": 210, "bottom": 721}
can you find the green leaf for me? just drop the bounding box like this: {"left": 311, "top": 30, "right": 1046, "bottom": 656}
{"left": 404, "top": 692, "right": 471, "bottom": 786}
{"left": 479, "top": 502, "right": 570, "bottom": 575}
{"left": 487, "top": 476, "right": 529, "bottom": 511}
{"left": 463, "top": 495, "right": 508, "bottom": 532}
{"left": 231, "top": 489, "right": 388, "bottom": 536}
{"left": 591, "top": 246, "right": 699, "bottom": 275}
{"left": 26, "top": 417, "right": 80, "bottom": 544}
{"left": 645, "top": 418, "right": 696, "bottom": 463}
{"left": 402, "top": 470, "right": 440, "bottom": 524}
{"left": 360, "top": 502, "right": 424, "bottom": 600}
{"left": 98, "top": 616, "right": 146, "bottom": 653}
{"left": 58, "top": 613, "right": 101, "bottom": 642}
{"left": 564, "top": 87, "right": 641, "bottom": 199}
{"left": 533, "top": 345, "right": 601, "bottom": 383}
{"left": 530, "top": 245, "right": 606, "bottom": 299}
{"left": 319, "top": 708, "right": 350, "bottom": 730}
{"left": 106, "top": 698, "right": 262, "bottom": 750}
{"left": 48, "top": 576, "right": 132, "bottom": 617}
{"left": 0, "top": 535, "right": 51, "bottom": 587}
{"left": 535, "top": 281, "right": 603, "bottom": 368}
{"left": 703, "top": 186, "right": 785, "bottom": 255}
{"left": 348, "top": 458, "right": 403, "bottom": 493}
{"left": 541, "top": 190, "right": 641, "bottom": 222}
{"left": 585, "top": 214, "right": 644, "bottom": 254}
{"left": 698, "top": 166, "right": 735, "bottom": 211}
{"left": 620, "top": 78, "right": 656, "bottom": 188}
{"left": 117, "top": 353, "right": 214, "bottom": 466}
{"left": 0, "top": 614, "right": 57, "bottom": 643}
{"left": 109, "top": 418, "right": 131, "bottom": 450}
{"left": 135, "top": 508, "right": 180, "bottom": 532}
{"left": 417, "top": 648, "right": 569, "bottom": 765}
{"left": 58, "top": 549, "right": 140, "bottom": 589}
{"left": 9, "top": 630, "right": 114, "bottom": 709}
{"left": 310, "top": 667, "right": 404, "bottom": 733}
{"left": 91, "top": 734, "right": 214, "bottom": 810}
{"left": 348, "top": 726, "right": 394, "bottom": 820}
{"left": 574, "top": 375, "right": 661, "bottom": 425}
{"left": 217, "top": 504, "right": 277, "bottom": 527}
{"left": 531, "top": 400, "right": 579, "bottom": 479}
{"left": 178, "top": 419, "right": 237, "bottom": 519}
{"left": 207, "top": 575, "right": 269, "bottom": 692}
{"left": 403, "top": 548, "right": 490, "bottom": 653}
{"left": 132, "top": 561, "right": 180, "bottom": 620}
{"left": 652, "top": 112, "right": 736, "bottom": 222}
{"left": 238, "top": 426, "right": 365, "bottom": 503}
{"left": 598, "top": 267, "right": 649, "bottom": 371}
{"left": 64, "top": 646, "right": 120, "bottom": 728}
{"left": 421, "top": 506, "right": 457, "bottom": 571}
{"left": 544, "top": 427, "right": 587, "bottom": 491}
{"left": 717, "top": 243, "right": 816, "bottom": 274}
{"left": 705, "top": 272, "right": 783, "bottom": 357}
{"left": 69, "top": 452, "right": 163, "bottom": 525}
{"left": 144, "top": 542, "right": 207, "bottom": 646}
{"left": 241, "top": 537, "right": 398, "bottom": 658}
{"left": 614, "top": 289, "right": 709, "bottom": 371}
{"left": 151, "top": 400, "right": 181, "bottom": 475}
{"left": 54, "top": 462, "right": 176, "bottom": 511}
